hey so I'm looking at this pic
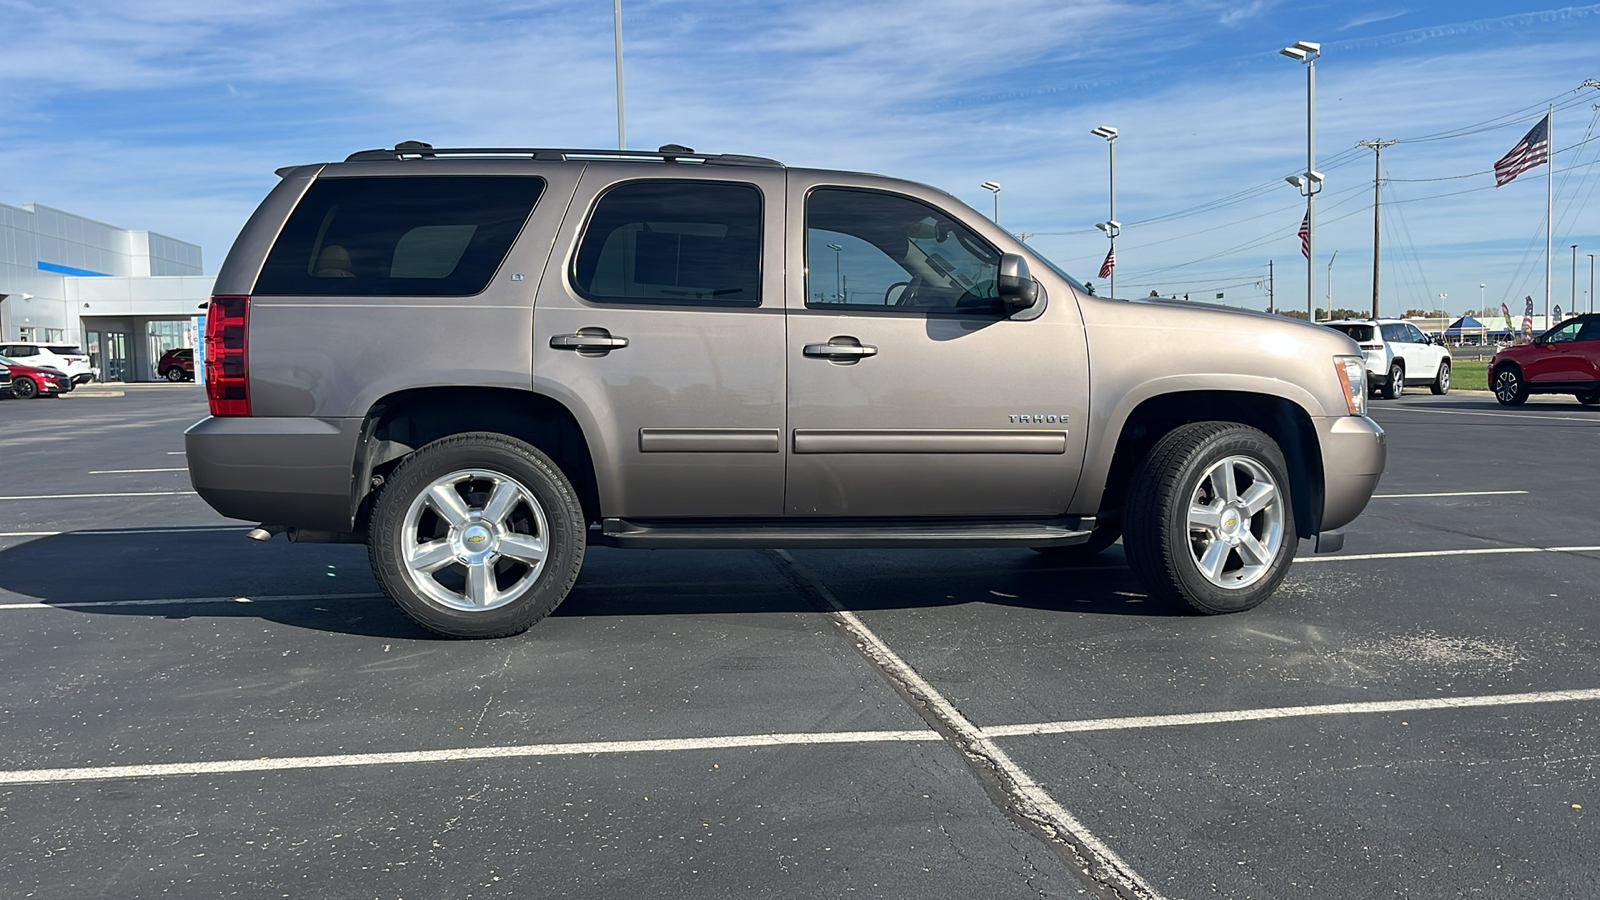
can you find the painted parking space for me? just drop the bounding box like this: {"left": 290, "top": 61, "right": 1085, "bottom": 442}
{"left": 0, "top": 388, "right": 1596, "bottom": 897}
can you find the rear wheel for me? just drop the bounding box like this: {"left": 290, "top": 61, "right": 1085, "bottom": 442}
{"left": 1382, "top": 363, "right": 1404, "bottom": 399}
{"left": 1577, "top": 390, "right": 1600, "bottom": 406}
{"left": 1430, "top": 360, "right": 1451, "bottom": 395}
{"left": 1123, "top": 423, "right": 1296, "bottom": 614}
{"left": 12, "top": 377, "right": 38, "bottom": 400}
{"left": 368, "top": 433, "right": 586, "bottom": 639}
{"left": 1492, "top": 365, "right": 1528, "bottom": 406}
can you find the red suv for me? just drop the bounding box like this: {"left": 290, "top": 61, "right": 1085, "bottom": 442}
{"left": 1490, "top": 315, "right": 1600, "bottom": 406}
{"left": 158, "top": 348, "right": 195, "bottom": 382}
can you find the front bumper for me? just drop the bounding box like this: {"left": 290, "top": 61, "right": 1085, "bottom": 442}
{"left": 184, "top": 416, "right": 364, "bottom": 532}
{"left": 1317, "top": 415, "right": 1386, "bottom": 533}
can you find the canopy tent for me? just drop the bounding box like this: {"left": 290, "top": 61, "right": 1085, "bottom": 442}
{"left": 1443, "top": 315, "right": 1486, "bottom": 336}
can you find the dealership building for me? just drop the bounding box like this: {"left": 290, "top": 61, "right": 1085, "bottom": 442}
{"left": 0, "top": 201, "right": 213, "bottom": 382}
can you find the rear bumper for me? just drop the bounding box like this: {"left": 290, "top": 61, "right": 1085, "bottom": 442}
{"left": 1317, "top": 415, "right": 1386, "bottom": 533}
{"left": 184, "top": 416, "right": 363, "bottom": 532}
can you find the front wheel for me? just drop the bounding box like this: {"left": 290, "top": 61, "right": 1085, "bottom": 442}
{"left": 367, "top": 433, "right": 586, "bottom": 638}
{"left": 1492, "top": 366, "right": 1528, "bottom": 406}
{"left": 1577, "top": 390, "right": 1600, "bottom": 406}
{"left": 1123, "top": 423, "right": 1296, "bottom": 614}
{"left": 164, "top": 367, "right": 186, "bottom": 382}
{"left": 12, "top": 377, "right": 38, "bottom": 400}
{"left": 1430, "top": 360, "right": 1451, "bottom": 395}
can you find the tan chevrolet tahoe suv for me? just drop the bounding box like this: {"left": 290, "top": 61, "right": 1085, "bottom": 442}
{"left": 185, "top": 142, "right": 1385, "bottom": 638}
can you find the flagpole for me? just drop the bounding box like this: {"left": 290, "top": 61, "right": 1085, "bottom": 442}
{"left": 1547, "top": 105, "right": 1553, "bottom": 326}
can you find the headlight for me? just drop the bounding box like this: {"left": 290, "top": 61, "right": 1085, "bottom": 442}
{"left": 1334, "top": 355, "right": 1367, "bottom": 416}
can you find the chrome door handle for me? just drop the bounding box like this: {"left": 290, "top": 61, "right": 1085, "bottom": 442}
{"left": 803, "top": 339, "right": 878, "bottom": 360}
{"left": 550, "top": 332, "right": 630, "bottom": 351}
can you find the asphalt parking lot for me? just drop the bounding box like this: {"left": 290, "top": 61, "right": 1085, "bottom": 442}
{"left": 1, "top": 384, "right": 1596, "bottom": 899}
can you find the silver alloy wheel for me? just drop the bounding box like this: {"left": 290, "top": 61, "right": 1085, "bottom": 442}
{"left": 1184, "top": 455, "right": 1285, "bottom": 590}
{"left": 1494, "top": 369, "right": 1520, "bottom": 403}
{"left": 398, "top": 468, "right": 550, "bottom": 612}
{"left": 1437, "top": 364, "right": 1450, "bottom": 392}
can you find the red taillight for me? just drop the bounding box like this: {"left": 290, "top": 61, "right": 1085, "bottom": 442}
{"left": 205, "top": 294, "right": 250, "bottom": 416}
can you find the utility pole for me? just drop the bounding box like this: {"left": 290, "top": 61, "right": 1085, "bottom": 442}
{"left": 1268, "top": 259, "right": 1275, "bottom": 313}
{"left": 1357, "top": 139, "right": 1395, "bottom": 320}
{"left": 1327, "top": 249, "right": 1338, "bottom": 314}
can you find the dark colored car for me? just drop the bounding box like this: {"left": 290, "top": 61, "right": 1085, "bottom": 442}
{"left": 0, "top": 355, "right": 70, "bottom": 399}
{"left": 158, "top": 348, "right": 195, "bottom": 382}
{"left": 1489, "top": 315, "right": 1600, "bottom": 406}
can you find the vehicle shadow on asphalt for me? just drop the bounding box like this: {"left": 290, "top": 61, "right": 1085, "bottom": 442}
{"left": 0, "top": 533, "right": 1182, "bottom": 638}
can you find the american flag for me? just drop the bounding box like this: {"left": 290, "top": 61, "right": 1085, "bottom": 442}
{"left": 1297, "top": 212, "right": 1309, "bottom": 259}
{"left": 1099, "top": 247, "right": 1115, "bottom": 278}
{"left": 1494, "top": 115, "right": 1550, "bottom": 187}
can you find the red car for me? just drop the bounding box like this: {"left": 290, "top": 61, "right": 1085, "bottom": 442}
{"left": 0, "top": 355, "right": 70, "bottom": 399}
{"left": 1490, "top": 314, "right": 1600, "bottom": 406}
{"left": 158, "top": 348, "right": 195, "bottom": 382}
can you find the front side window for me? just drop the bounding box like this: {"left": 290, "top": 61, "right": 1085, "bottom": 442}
{"left": 1545, "top": 321, "right": 1583, "bottom": 343}
{"left": 806, "top": 188, "right": 1002, "bottom": 313}
{"left": 572, "top": 180, "right": 762, "bottom": 306}
{"left": 255, "top": 176, "right": 545, "bottom": 297}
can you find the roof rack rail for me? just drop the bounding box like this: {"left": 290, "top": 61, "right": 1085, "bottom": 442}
{"left": 343, "top": 141, "right": 783, "bottom": 168}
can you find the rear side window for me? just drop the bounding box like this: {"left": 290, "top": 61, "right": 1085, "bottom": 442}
{"left": 572, "top": 180, "right": 762, "bottom": 306}
{"left": 254, "top": 176, "right": 545, "bottom": 297}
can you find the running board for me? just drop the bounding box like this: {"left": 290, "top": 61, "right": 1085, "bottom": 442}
{"left": 595, "top": 517, "right": 1095, "bottom": 550}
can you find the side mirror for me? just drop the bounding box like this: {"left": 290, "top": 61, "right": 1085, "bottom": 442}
{"left": 996, "top": 252, "right": 1039, "bottom": 312}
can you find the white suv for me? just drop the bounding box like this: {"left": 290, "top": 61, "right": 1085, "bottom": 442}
{"left": 0, "top": 343, "right": 97, "bottom": 385}
{"left": 1323, "top": 319, "right": 1451, "bottom": 398}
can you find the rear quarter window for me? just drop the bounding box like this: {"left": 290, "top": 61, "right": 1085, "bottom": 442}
{"left": 254, "top": 176, "right": 545, "bottom": 297}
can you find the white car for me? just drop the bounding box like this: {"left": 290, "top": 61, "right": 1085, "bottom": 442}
{"left": 0, "top": 342, "right": 98, "bottom": 385}
{"left": 1323, "top": 319, "right": 1452, "bottom": 398}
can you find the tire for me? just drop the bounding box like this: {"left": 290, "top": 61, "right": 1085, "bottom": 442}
{"left": 164, "top": 367, "right": 186, "bottom": 382}
{"left": 1492, "top": 365, "right": 1528, "bottom": 406}
{"left": 1577, "top": 391, "right": 1600, "bottom": 406}
{"left": 12, "top": 377, "right": 38, "bottom": 400}
{"left": 1123, "top": 423, "right": 1296, "bottom": 615}
{"left": 1382, "top": 363, "right": 1404, "bottom": 399}
{"left": 367, "top": 432, "right": 587, "bottom": 639}
{"left": 1430, "top": 360, "right": 1451, "bottom": 395}
{"left": 1032, "top": 515, "right": 1122, "bottom": 562}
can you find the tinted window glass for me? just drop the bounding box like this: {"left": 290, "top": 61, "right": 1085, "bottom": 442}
{"left": 255, "top": 176, "right": 544, "bottom": 297}
{"left": 572, "top": 180, "right": 762, "bottom": 306}
{"left": 1328, "top": 324, "right": 1374, "bottom": 342}
{"left": 1379, "top": 324, "right": 1406, "bottom": 342}
{"left": 5, "top": 345, "right": 38, "bottom": 357}
{"left": 1576, "top": 319, "right": 1600, "bottom": 341}
{"left": 806, "top": 188, "right": 1001, "bottom": 313}
{"left": 45, "top": 345, "right": 85, "bottom": 356}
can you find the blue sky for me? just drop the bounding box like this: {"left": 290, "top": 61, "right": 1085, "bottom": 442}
{"left": 4, "top": 0, "right": 1598, "bottom": 317}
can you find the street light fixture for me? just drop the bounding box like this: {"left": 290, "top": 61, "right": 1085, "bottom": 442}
{"left": 980, "top": 181, "right": 1001, "bottom": 224}
{"left": 1281, "top": 39, "right": 1321, "bottom": 322}
{"left": 1091, "top": 125, "right": 1119, "bottom": 300}
{"left": 826, "top": 243, "right": 843, "bottom": 303}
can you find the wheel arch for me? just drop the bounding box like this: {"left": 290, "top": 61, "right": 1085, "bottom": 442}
{"left": 1088, "top": 390, "right": 1324, "bottom": 541}
{"left": 350, "top": 387, "right": 600, "bottom": 534}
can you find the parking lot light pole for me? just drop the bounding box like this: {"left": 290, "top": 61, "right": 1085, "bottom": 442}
{"left": 1282, "top": 41, "right": 1321, "bottom": 322}
{"left": 1574, "top": 244, "right": 1581, "bottom": 317}
{"left": 1091, "top": 126, "right": 1118, "bottom": 300}
{"left": 1589, "top": 255, "right": 1595, "bottom": 314}
{"left": 827, "top": 243, "right": 843, "bottom": 303}
{"left": 981, "top": 181, "right": 1001, "bottom": 225}
{"left": 613, "top": 0, "right": 626, "bottom": 149}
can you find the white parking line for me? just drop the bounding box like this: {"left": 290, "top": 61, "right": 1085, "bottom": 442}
{"left": 88, "top": 468, "right": 189, "bottom": 474}
{"left": 985, "top": 688, "right": 1600, "bottom": 737}
{"left": 1382, "top": 405, "right": 1600, "bottom": 423}
{"left": 775, "top": 550, "right": 1166, "bottom": 900}
{"left": 0, "top": 592, "right": 384, "bottom": 611}
{"left": 1301, "top": 545, "right": 1600, "bottom": 562}
{"left": 0, "top": 491, "right": 198, "bottom": 500}
{"left": 0, "top": 729, "right": 944, "bottom": 786}
{"left": 1371, "top": 490, "right": 1528, "bottom": 498}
